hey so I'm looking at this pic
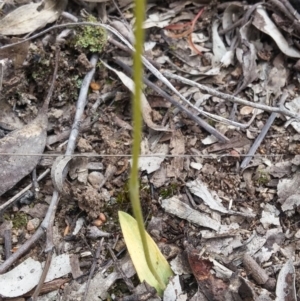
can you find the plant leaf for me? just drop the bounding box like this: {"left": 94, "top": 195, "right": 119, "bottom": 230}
{"left": 118, "top": 211, "right": 173, "bottom": 295}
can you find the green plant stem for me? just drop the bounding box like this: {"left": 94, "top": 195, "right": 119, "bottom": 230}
{"left": 130, "top": 0, "right": 165, "bottom": 291}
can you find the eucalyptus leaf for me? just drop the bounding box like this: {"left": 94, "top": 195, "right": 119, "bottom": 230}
{"left": 0, "top": 0, "right": 67, "bottom": 35}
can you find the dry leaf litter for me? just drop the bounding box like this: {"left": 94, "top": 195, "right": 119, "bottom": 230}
{"left": 0, "top": 0, "right": 300, "bottom": 300}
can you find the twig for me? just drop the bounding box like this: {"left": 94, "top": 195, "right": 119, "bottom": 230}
{"left": 32, "top": 169, "right": 39, "bottom": 196}
{"left": 0, "top": 228, "right": 45, "bottom": 274}
{"left": 0, "top": 54, "right": 98, "bottom": 274}
{"left": 82, "top": 238, "right": 104, "bottom": 301}
{"left": 266, "top": 0, "right": 300, "bottom": 32}
{"left": 66, "top": 54, "right": 98, "bottom": 154}
{"left": 25, "top": 278, "right": 70, "bottom": 296}
{"left": 240, "top": 92, "right": 288, "bottom": 169}
{"left": 279, "top": 0, "right": 300, "bottom": 20}
{"left": 108, "top": 37, "right": 161, "bottom": 69}
{"left": 112, "top": 0, "right": 127, "bottom": 21}
{"left": 0, "top": 169, "right": 50, "bottom": 216}
{"left": 108, "top": 245, "right": 135, "bottom": 292}
{"left": 114, "top": 59, "right": 229, "bottom": 142}
{"left": 32, "top": 54, "right": 99, "bottom": 297}
{"left": 4, "top": 229, "right": 11, "bottom": 259}
{"left": 98, "top": 164, "right": 117, "bottom": 191}
{"left": 119, "top": 52, "right": 256, "bottom": 130}
{"left": 243, "top": 254, "right": 276, "bottom": 291}
{"left": 219, "top": 3, "right": 263, "bottom": 35}
{"left": 14, "top": 47, "right": 59, "bottom": 299}
{"left": 267, "top": 0, "right": 295, "bottom": 20}
{"left": 184, "top": 186, "right": 198, "bottom": 209}
{"left": 47, "top": 126, "right": 86, "bottom": 145}
{"left": 30, "top": 252, "right": 52, "bottom": 301}
{"left": 61, "top": 11, "right": 78, "bottom": 22}
{"left": 164, "top": 72, "right": 298, "bottom": 119}
{"left": 90, "top": 91, "right": 116, "bottom": 114}
{"left": 115, "top": 282, "right": 157, "bottom": 301}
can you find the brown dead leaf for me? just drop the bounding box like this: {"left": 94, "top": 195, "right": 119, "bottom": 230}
{"left": 0, "top": 38, "right": 29, "bottom": 68}
{"left": 276, "top": 260, "right": 296, "bottom": 301}
{"left": 0, "top": 112, "right": 48, "bottom": 196}
{"left": 187, "top": 247, "right": 230, "bottom": 301}
{"left": 0, "top": 49, "right": 59, "bottom": 196}
{"left": 265, "top": 56, "right": 287, "bottom": 96}
{"left": 206, "top": 135, "right": 250, "bottom": 153}
{"left": 0, "top": 98, "right": 25, "bottom": 131}
{"left": 240, "top": 106, "right": 254, "bottom": 115}
{"left": 235, "top": 21, "right": 258, "bottom": 94}
{"left": 253, "top": 7, "right": 300, "bottom": 58}
{"left": 150, "top": 166, "right": 167, "bottom": 188}
{"left": 168, "top": 130, "right": 185, "bottom": 178}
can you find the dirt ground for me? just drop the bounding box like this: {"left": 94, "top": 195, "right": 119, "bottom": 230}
{"left": 1, "top": 0, "right": 300, "bottom": 300}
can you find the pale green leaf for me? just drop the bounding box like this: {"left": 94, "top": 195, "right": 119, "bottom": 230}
{"left": 119, "top": 211, "right": 173, "bottom": 295}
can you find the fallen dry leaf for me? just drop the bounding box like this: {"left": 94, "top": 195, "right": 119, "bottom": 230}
{"left": 253, "top": 7, "right": 300, "bottom": 58}
{"left": 0, "top": 0, "right": 67, "bottom": 35}
{"left": 102, "top": 60, "right": 170, "bottom": 132}
{"left": 0, "top": 50, "right": 59, "bottom": 196}
{"left": 187, "top": 247, "right": 230, "bottom": 301}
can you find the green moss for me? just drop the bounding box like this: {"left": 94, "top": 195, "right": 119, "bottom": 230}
{"left": 11, "top": 212, "right": 28, "bottom": 229}
{"left": 169, "top": 44, "right": 177, "bottom": 51}
{"left": 111, "top": 280, "right": 131, "bottom": 297}
{"left": 74, "top": 15, "right": 107, "bottom": 53}
{"left": 30, "top": 58, "right": 51, "bottom": 82}
{"left": 159, "top": 183, "right": 179, "bottom": 199}
{"left": 115, "top": 183, "right": 130, "bottom": 204}
{"left": 255, "top": 170, "right": 270, "bottom": 185}
{"left": 105, "top": 78, "right": 113, "bottom": 85}
{"left": 71, "top": 75, "right": 83, "bottom": 89}
{"left": 208, "top": 119, "right": 216, "bottom": 126}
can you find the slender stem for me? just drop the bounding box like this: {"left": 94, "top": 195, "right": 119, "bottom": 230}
{"left": 131, "top": 0, "right": 165, "bottom": 290}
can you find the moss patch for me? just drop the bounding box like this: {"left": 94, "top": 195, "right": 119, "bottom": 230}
{"left": 10, "top": 212, "right": 28, "bottom": 229}
{"left": 74, "top": 16, "right": 107, "bottom": 53}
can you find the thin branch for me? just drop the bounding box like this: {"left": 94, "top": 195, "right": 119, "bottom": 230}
{"left": 31, "top": 253, "right": 52, "bottom": 301}
{"left": 0, "top": 54, "right": 98, "bottom": 274}
{"left": 4, "top": 229, "right": 12, "bottom": 260}
{"left": 114, "top": 59, "right": 229, "bottom": 142}
{"left": 32, "top": 54, "right": 99, "bottom": 296}
{"left": 0, "top": 169, "right": 50, "bottom": 215}
{"left": 82, "top": 238, "right": 104, "bottom": 301}
{"left": 164, "top": 71, "right": 299, "bottom": 119}
{"left": 240, "top": 92, "right": 288, "bottom": 169}
{"left": 280, "top": 0, "right": 300, "bottom": 19}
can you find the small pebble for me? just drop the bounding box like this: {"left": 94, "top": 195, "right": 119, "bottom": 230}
{"left": 295, "top": 229, "right": 300, "bottom": 239}
{"left": 190, "top": 162, "right": 202, "bottom": 170}
{"left": 87, "top": 162, "right": 103, "bottom": 171}
{"left": 12, "top": 235, "right": 18, "bottom": 244}
{"left": 81, "top": 251, "right": 92, "bottom": 257}
{"left": 99, "top": 213, "right": 106, "bottom": 222}
{"left": 88, "top": 171, "right": 104, "bottom": 189}
{"left": 87, "top": 226, "right": 111, "bottom": 238}
{"left": 27, "top": 218, "right": 40, "bottom": 231}
{"left": 92, "top": 219, "right": 103, "bottom": 227}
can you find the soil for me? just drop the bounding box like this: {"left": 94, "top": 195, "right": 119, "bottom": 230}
{"left": 0, "top": 0, "right": 300, "bottom": 300}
